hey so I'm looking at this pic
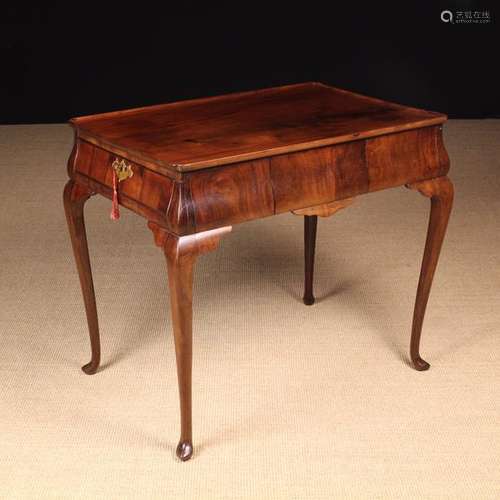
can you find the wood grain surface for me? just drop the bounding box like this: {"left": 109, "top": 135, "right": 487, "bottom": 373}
{"left": 71, "top": 82, "right": 446, "bottom": 173}
{"left": 70, "top": 126, "right": 449, "bottom": 235}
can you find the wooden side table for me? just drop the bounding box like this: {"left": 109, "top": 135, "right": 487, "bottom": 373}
{"left": 64, "top": 83, "right": 453, "bottom": 461}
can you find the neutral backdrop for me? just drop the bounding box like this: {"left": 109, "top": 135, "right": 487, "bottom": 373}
{"left": 1, "top": 5, "right": 499, "bottom": 123}
{"left": 0, "top": 120, "right": 498, "bottom": 499}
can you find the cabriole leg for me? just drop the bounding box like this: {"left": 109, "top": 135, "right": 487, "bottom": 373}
{"left": 148, "top": 222, "right": 231, "bottom": 461}
{"left": 406, "top": 176, "right": 454, "bottom": 371}
{"left": 63, "top": 180, "right": 100, "bottom": 375}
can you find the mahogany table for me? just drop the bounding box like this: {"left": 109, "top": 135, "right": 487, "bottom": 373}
{"left": 64, "top": 82, "right": 453, "bottom": 461}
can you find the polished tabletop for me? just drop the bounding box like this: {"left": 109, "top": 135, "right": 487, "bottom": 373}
{"left": 71, "top": 82, "right": 446, "bottom": 173}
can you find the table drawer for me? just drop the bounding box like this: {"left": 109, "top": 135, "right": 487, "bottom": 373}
{"left": 72, "top": 139, "right": 174, "bottom": 216}
{"left": 270, "top": 126, "right": 449, "bottom": 213}
{"left": 270, "top": 141, "right": 366, "bottom": 213}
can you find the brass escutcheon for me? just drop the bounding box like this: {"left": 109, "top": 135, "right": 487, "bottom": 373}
{"left": 112, "top": 158, "right": 134, "bottom": 182}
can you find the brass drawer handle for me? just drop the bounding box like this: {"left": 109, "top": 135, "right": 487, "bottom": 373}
{"left": 112, "top": 158, "right": 134, "bottom": 182}
{"left": 110, "top": 158, "right": 133, "bottom": 221}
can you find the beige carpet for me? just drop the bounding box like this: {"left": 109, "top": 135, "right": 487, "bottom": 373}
{"left": 0, "top": 121, "right": 499, "bottom": 499}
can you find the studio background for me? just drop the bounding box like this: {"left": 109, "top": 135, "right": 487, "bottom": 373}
{"left": 1, "top": 4, "right": 499, "bottom": 500}
{"left": 1, "top": 3, "right": 498, "bottom": 124}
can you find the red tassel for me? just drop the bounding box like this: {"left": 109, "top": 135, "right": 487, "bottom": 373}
{"left": 110, "top": 169, "right": 120, "bottom": 220}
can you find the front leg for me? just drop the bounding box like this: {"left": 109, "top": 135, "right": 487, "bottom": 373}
{"left": 148, "top": 223, "right": 231, "bottom": 461}
{"left": 63, "top": 180, "right": 101, "bottom": 375}
{"left": 406, "top": 176, "right": 454, "bottom": 370}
